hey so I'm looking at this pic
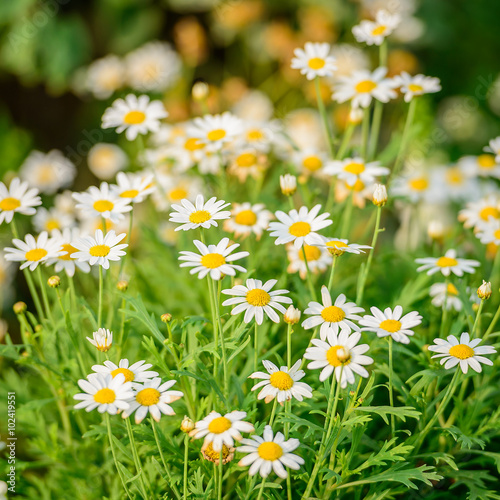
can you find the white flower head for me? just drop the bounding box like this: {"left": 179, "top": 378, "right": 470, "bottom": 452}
{"left": 111, "top": 172, "right": 155, "bottom": 204}
{"left": 92, "top": 359, "right": 159, "bottom": 385}
{"left": 484, "top": 136, "right": 500, "bottom": 163}
{"left": 223, "top": 202, "right": 273, "bottom": 240}
{"left": 86, "top": 328, "right": 113, "bottom": 352}
{"left": 429, "top": 283, "right": 462, "bottom": 311}
{"left": 33, "top": 207, "right": 74, "bottom": 234}
{"left": 85, "top": 55, "right": 125, "bottom": 99}
{"left": 0, "top": 177, "right": 41, "bottom": 225}
{"left": 393, "top": 72, "right": 441, "bottom": 102}
{"left": 324, "top": 157, "right": 389, "bottom": 187}
{"left": 286, "top": 243, "right": 332, "bottom": 279}
{"left": 87, "top": 143, "right": 128, "bottom": 180}
{"left": 458, "top": 195, "right": 500, "bottom": 230}
{"left": 352, "top": 10, "right": 401, "bottom": 46}
{"left": 415, "top": 249, "right": 480, "bottom": 277}
{"left": 476, "top": 219, "right": 500, "bottom": 245}
{"left": 187, "top": 112, "right": 243, "bottom": 151}
{"left": 458, "top": 154, "right": 500, "bottom": 179}
{"left": 290, "top": 42, "right": 337, "bottom": 80}
{"left": 169, "top": 194, "right": 231, "bottom": 231}
{"left": 316, "top": 238, "right": 372, "bottom": 257}
{"left": 47, "top": 228, "right": 91, "bottom": 277}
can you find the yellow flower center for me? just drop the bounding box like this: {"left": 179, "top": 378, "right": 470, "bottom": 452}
{"left": 299, "top": 244, "right": 322, "bottom": 261}
{"left": 203, "top": 442, "right": 232, "bottom": 463}
{"left": 184, "top": 138, "right": 204, "bottom": 152}
{"left": 37, "top": 165, "right": 56, "bottom": 183}
{"left": 234, "top": 209, "right": 257, "bottom": 226}
{"left": 136, "top": 387, "right": 161, "bottom": 406}
{"left": 201, "top": 253, "right": 226, "bottom": 269}
{"left": 308, "top": 57, "right": 325, "bottom": 70}
{"left": 123, "top": 110, "right": 146, "bottom": 125}
{"left": 494, "top": 229, "right": 500, "bottom": 240}
{"left": 447, "top": 283, "right": 458, "bottom": 295}
{"left": 408, "top": 83, "right": 423, "bottom": 93}
{"left": 258, "top": 442, "right": 283, "bottom": 461}
{"left": 246, "top": 288, "right": 271, "bottom": 307}
{"left": 321, "top": 306, "right": 345, "bottom": 323}
{"left": 236, "top": 153, "right": 257, "bottom": 167}
{"left": 60, "top": 243, "right": 77, "bottom": 261}
{"left": 379, "top": 319, "right": 402, "bottom": 333}
{"left": 326, "top": 344, "right": 351, "bottom": 367}
{"left": 477, "top": 154, "right": 496, "bottom": 168}
{"left": 247, "top": 129, "right": 264, "bottom": 141}
{"left": 351, "top": 179, "right": 365, "bottom": 192}
{"left": 93, "top": 200, "right": 114, "bottom": 213}
{"left": 409, "top": 178, "right": 428, "bottom": 191}
{"left": 189, "top": 210, "right": 212, "bottom": 224}
{"left": 446, "top": 168, "right": 463, "bottom": 185}
{"left": 208, "top": 416, "right": 232, "bottom": 434}
{"left": 93, "top": 388, "right": 116, "bottom": 404}
{"left": 372, "top": 25, "right": 387, "bottom": 36}
{"left": 436, "top": 256, "right": 458, "bottom": 268}
{"left": 207, "top": 129, "right": 226, "bottom": 141}
{"left": 479, "top": 207, "right": 500, "bottom": 221}
{"left": 449, "top": 344, "right": 474, "bottom": 360}
{"left": 289, "top": 221, "right": 311, "bottom": 237}
{"left": 45, "top": 218, "right": 60, "bottom": 231}
{"left": 355, "top": 80, "right": 377, "bottom": 93}
{"left": 25, "top": 248, "right": 48, "bottom": 262}
{"left": 343, "top": 162, "right": 365, "bottom": 175}
{"left": 326, "top": 240, "right": 348, "bottom": 256}
{"left": 120, "top": 189, "right": 139, "bottom": 198}
{"left": 269, "top": 371, "right": 294, "bottom": 391}
{"left": 169, "top": 188, "right": 188, "bottom": 201}
{"left": 111, "top": 367, "right": 135, "bottom": 382}
{"left": 302, "top": 156, "right": 323, "bottom": 172}
{"left": 89, "top": 244, "right": 111, "bottom": 257}
{"left": 0, "top": 197, "right": 21, "bottom": 211}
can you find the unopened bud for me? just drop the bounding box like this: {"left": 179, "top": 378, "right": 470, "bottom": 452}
{"left": 13, "top": 301, "right": 27, "bottom": 314}
{"left": 192, "top": 81, "right": 209, "bottom": 101}
{"left": 284, "top": 305, "right": 301, "bottom": 325}
{"left": 336, "top": 347, "right": 351, "bottom": 363}
{"left": 48, "top": 276, "right": 60, "bottom": 288}
{"left": 428, "top": 220, "right": 444, "bottom": 241}
{"left": 348, "top": 107, "right": 363, "bottom": 125}
{"left": 161, "top": 313, "right": 173, "bottom": 323}
{"left": 117, "top": 280, "right": 128, "bottom": 292}
{"left": 477, "top": 280, "right": 492, "bottom": 300}
{"left": 280, "top": 174, "right": 297, "bottom": 196}
{"left": 180, "top": 416, "right": 195, "bottom": 433}
{"left": 372, "top": 184, "right": 387, "bottom": 207}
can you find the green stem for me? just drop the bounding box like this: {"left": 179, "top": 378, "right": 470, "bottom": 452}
{"left": 212, "top": 279, "right": 228, "bottom": 403}
{"left": 367, "top": 100, "right": 383, "bottom": 161}
{"left": 314, "top": 76, "right": 335, "bottom": 157}
{"left": 207, "top": 275, "right": 219, "bottom": 385}
{"left": 361, "top": 107, "right": 370, "bottom": 159}
{"left": 218, "top": 451, "right": 223, "bottom": 500}
{"left": 388, "top": 337, "right": 395, "bottom": 437}
{"left": 340, "top": 191, "right": 354, "bottom": 239}
{"left": 98, "top": 266, "right": 104, "bottom": 327}
{"left": 269, "top": 399, "right": 278, "bottom": 427}
{"left": 301, "top": 246, "right": 317, "bottom": 301}
{"left": 392, "top": 98, "right": 417, "bottom": 179}
{"left": 471, "top": 299, "right": 485, "bottom": 338}
{"left": 256, "top": 477, "right": 266, "bottom": 500}
{"left": 484, "top": 301, "right": 500, "bottom": 341}
{"left": 336, "top": 121, "right": 355, "bottom": 160}
{"left": 439, "top": 277, "right": 450, "bottom": 338}
{"left": 254, "top": 321, "right": 259, "bottom": 374}
{"left": 125, "top": 417, "right": 150, "bottom": 499}
{"left": 286, "top": 323, "right": 292, "bottom": 370}
{"left": 36, "top": 267, "right": 54, "bottom": 324}
{"left": 183, "top": 434, "right": 189, "bottom": 499}
{"left": 119, "top": 209, "right": 134, "bottom": 279}
{"left": 327, "top": 255, "right": 338, "bottom": 291}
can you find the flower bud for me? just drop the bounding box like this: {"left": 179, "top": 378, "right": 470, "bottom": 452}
{"left": 477, "top": 280, "right": 492, "bottom": 300}
{"left": 427, "top": 220, "right": 444, "bottom": 241}
{"left": 13, "top": 301, "right": 27, "bottom": 314}
{"left": 372, "top": 184, "right": 387, "bottom": 207}
{"left": 192, "top": 81, "right": 209, "bottom": 101}
{"left": 180, "top": 416, "right": 195, "bottom": 433}
{"left": 284, "top": 305, "right": 301, "bottom": 325}
{"left": 161, "top": 313, "right": 173, "bottom": 323}
{"left": 117, "top": 280, "right": 129, "bottom": 292}
{"left": 48, "top": 276, "right": 60, "bottom": 288}
{"left": 336, "top": 347, "right": 351, "bottom": 363}
{"left": 280, "top": 174, "right": 297, "bottom": 196}
{"left": 348, "top": 107, "right": 363, "bottom": 125}
{"left": 86, "top": 328, "right": 113, "bottom": 352}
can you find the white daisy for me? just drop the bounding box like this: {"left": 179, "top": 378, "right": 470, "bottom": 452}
{"left": 73, "top": 373, "right": 133, "bottom": 415}
{"left": 33, "top": 207, "right": 74, "bottom": 234}
{"left": 190, "top": 410, "right": 254, "bottom": 452}
{"left": 290, "top": 42, "right": 337, "bottom": 80}
{"left": 330, "top": 44, "right": 370, "bottom": 80}
{"left": 85, "top": 55, "right": 125, "bottom": 99}
{"left": 92, "top": 359, "right": 159, "bottom": 384}
{"left": 304, "top": 330, "right": 373, "bottom": 387}
{"left": 292, "top": 149, "right": 328, "bottom": 177}
{"left": 187, "top": 112, "right": 243, "bottom": 151}
{"left": 47, "top": 228, "right": 91, "bottom": 277}
{"left": 0, "top": 177, "right": 41, "bottom": 225}
{"left": 429, "top": 283, "right": 462, "bottom": 311}
{"left": 249, "top": 360, "right": 313, "bottom": 404}
{"left": 332, "top": 67, "right": 397, "bottom": 108}
{"left": 458, "top": 154, "right": 500, "bottom": 179}
{"left": 71, "top": 229, "right": 128, "bottom": 270}
{"left": 393, "top": 72, "right": 441, "bottom": 102}
{"left": 458, "top": 195, "right": 500, "bottom": 229}
{"left": 4, "top": 231, "right": 63, "bottom": 271}
{"left": 268, "top": 205, "right": 332, "bottom": 249}
{"left": 179, "top": 237, "right": 248, "bottom": 280}
{"left": 415, "top": 249, "right": 480, "bottom": 277}
{"left": 169, "top": 194, "right": 231, "bottom": 231}
{"left": 428, "top": 332, "right": 496, "bottom": 374}
{"left": 324, "top": 157, "right": 389, "bottom": 188}
{"left": 429, "top": 164, "right": 480, "bottom": 203}
{"left": 302, "top": 286, "right": 364, "bottom": 341}
{"left": 102, "top": 94, "right": 168, "bottom": 141}
{"left": 87, "top": 143, "right": 128, "bottom": 180}
{"left": 352, "top": 10, "right": 401, "bottom": 46}
{"left": 484, "top": 136, "right": 500, "bottom": 163}
{"left": 238, "top": 425, "right": 304, "bottom": 479}
{"left": 477, "top": 219, "right": 500, "bottom": 245}
{"left": 316, "top": 238, "right": 372, "bottom": 257}
{"left": 223, "top": 203, "right": 273, "bottom": 240}
{"left": 286, "top": 243, "right": 332, "bottom": 279}
{"left": 151, "top": 173, "right": 202, "bottom": 212}
{"left": 73, "top": 182, "right": 132, "bottom": 222}
{"left": 86, "top": 328, "right": 113, "bottom": 352}
{"left": 359, "top": 306, "right": 422, "bottom": 344}
{"left": 227, "top": 149, "right": 268, "bottom": 182}
{"left": 222, "top": 278, "right": 292, "bottom": 324}
{"left": 122, "top": 377, "right": 183, "bottom": 424}
{"left": 111, "top": 172, "right": 155, "bottom": 204}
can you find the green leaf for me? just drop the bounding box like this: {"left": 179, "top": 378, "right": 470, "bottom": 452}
{"left": 354, "top": 406, "right": 421, "bottom": 424}
{"left": 123, "top": 294, "right": 166, "bottom": 344}
{"left": 444, "top": 426, "right": 486, "bottom": 450}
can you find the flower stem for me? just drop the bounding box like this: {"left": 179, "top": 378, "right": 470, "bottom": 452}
{"left": 392, "top": 98, "right": 417, "bottom": 179}
{"left": 301, "top": 246, "right": 317, "bottom": 301}
{"left": 125, "top": 417, "right": 150, "bottom": 499}
{"left": 36, "top": 267, "right": 54, "bottom": 324}
{"left": 98, "top": 265, "right": 104, "bottom": 327}
{"left": 256, "top": 477, "right": 266, "bottom": 500}
{"left": 286, "top": 323, "right": 292, "bottom": 370}
{"left": 327, "top": 255, "right": 338, "bottom": 291}
{"left": 314, "top": 76, "right": 335, "bottom": 157}
{"left": 484, "top": 301, "right": 500, "bottom": 341}
{"left": 213, "top": 279, "right": 229, "bottom": 403}
{"left": 339, "top": 191, "right": 354, "bottom": 239}
{"left": 336, "top": 121, "right": 355, "bottom": 160}
{"left": 118, "top": 209, "right": 134, "bottom": 279}
{"left": 367, "top": 100, "right": 383, "bottom": 161}
{"left": 388, "top": 337, "right": 396, "bottom": 438}
{"left": 269, "top": 398, "right": 278, "bottom": 427}
{"left": 471, "top": 299, "right": 485, "bottom": 338}
{"left": 361, "top": 107, "right": 370, "bottom": 159}
{"left": 183, "top": 434, "right": 189, "bottom": 499}
{"left": 218, "top": 451, "right": 223, "bottom": 500}
{"left": 254, "top": 321, "right": 259, "bottom": 374}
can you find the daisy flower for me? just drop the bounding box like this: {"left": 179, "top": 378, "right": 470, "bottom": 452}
{"left": 85, "top": 55, "right": 125, "bottom": 99}
{"left": 249, "top": 360, "right": 313, "bottom": 404}
{"left": 304, "top": 330, "right": 373, "bottom": 387}
{"left": 190, "top": 410, "right": 254, "bottom": 452}
{"left": 458, "top": 154, "right": 500, "bottom": 179}
{"left": 286, "top": 243, "right": 332, "bottom": 279}
{"left": 221, "top": 278, "right": 292, "bottom": 324}
{"left": 187, "top": 112, "right": 243, "bottom": 150}
{"left": 359, "top": 306, "right": 422, "bottom": 344}
{"left": 391, "top": 171, "right": 432, "bottom": 203}
{"left": 484, "top": 136, "right": 500, "bottom": 163}
{"left": 86, "top": 328, "right": 113, "bottom": 352}
{"left": 429, "top": 164, "right": 480, "bottom": 203}
{"left": 179, "top": 237, "right": 248, "bottom": 280}
{"left": 324, "top": 157, "right": 389, "bottom": 187}
{"left": 87, "top": 143, "right": 128, "bottom": 180}
{"left": 102, "top": 94, "right": 168, "bottom": 141}
{"left": 302, "top": 286, "right": 364, "bottom": 341}
{"left": 122, "top": 377, "right": 183, "bottom": 424}
{"left": 292, "top": 149, "right": 328, "bottom": 177}
{"left": 393, "top": 72, "right": 441, "bottom": 102}
{"left": 290, "top": 42, "right": 337, "bottom": 80}
{"left": 428, "top": 332, "right": 496, "bottom": 374}
{"left": 202, "top": 442, "right": 235, "bottom": 465}
{"left": 227, "top": 149, "right": 268, "bottom": 182}
{"left": 33, "top": 207, "right": 74, "bottom": 234}
{"left": 47, "top": 228, "right": 91, "bottom": 277}
{"left": 352, "top": 10, "right": 401, "bottom": 46}
{"left": 71, "top": 229, "right": 128, "bottom": 270}
{"left": 429, "top": 283, "right": 462, "bottom": 311}
{"left": 92, "top": 359, "right": 158, "bottom": 384}
{"left": 332, "top": 67, "right": 397, "bottom": 108}
{"left": 268, "top": 205, "right": 332, "bottom": 249}
{"left": 4, "top": 231, "right": 63, "bottom": 271}
{"left": 238, "top": 425, "right": 304, "bottom": 479}
{"left": 223, "top": 203, "right": 273, "bottom": 240}
{"left": 152, "top": 173, "right": 202, "bottom": 212}
{"left": 317, "top": 238, "right": 371, "bottom": 257}
{"left": 73, "top": 373, "right": 133, "bottom": 415}
{"left": 111, "top": 172, "right": 155, "bottom": 204}
{"left": 0, "top": 177, "right": 41, "bottom": 225}
{"left": 73, "top": 182, "right": 132, "bottom": 222}
{"left": 330, "top": 44, "right": 370, "bottom": 80}
{"left": 458, "top": 195, "right": 500, "bottom": 229}
{"left": 477, "top": 219, "right": 500, "bottom": 245}
{"left": 415, "top": 249, "right": 480, "bottom": 277}
{"left": 169, "top": 194, "right": 231, "bottom": 231}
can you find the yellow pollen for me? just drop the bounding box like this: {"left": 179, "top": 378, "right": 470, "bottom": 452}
{"left": 247, "top": 129, "right": 264, "bottom": 141}
{"left": 477, "top": 154, "right": 496, "bottom": 168}
{"left": 302, "top": 156, "right": 323, "bottom": 171}
{"left": 258, "top": 441, "right": 283, "bottom": 461}
{"left": 208, "top": 416, "right": 232, "bottom": 434}
{"left": 409, "top": 178, "right": 428, "bottom": 191}
{"left": 408, "top": 83, "right": 423, "bottom": 93}
{"left": 169, "top": 188, "right": 188, "bottom": 201}
{"left": 60, "top": 243, "right": 77, "bottom": 261}
{"left": 446, "top": 169, "right": 463, "bottom": 185}
{"left": 201, "top": 253, "right": 226, "bottom": 269}
{"left": 326, "top": 240, "right": 348, "bottom": 256}
{"left": 479, "top": 207, "right": 500, "bottom": 221}
{"left": 45, "top": 219, "right": 60, "bottom": 231}
{"left": 436, "top": 256, "right": 458, "bottom": 268}
{"left": 321, "top": 306, "right": 345, "bottom": 323}
{"left": 246, "top": 288, "right": 271, "bottom": 307}
{"left": 207, "top": 129, "right": 226, "bottom": 141}
{"left": 379, "top": 319, "right": 402, "bottom": 333}
{"left": 189, "top": 210, "right": 212, "bottom": 224}
{"left": 89, "top": 244, "right": 111, "bottom": 257}
{"left": 326, "top": 344, "right": 351, "bottom": 367}
{"left": 351, "top": 179, "right": 365, "bottom": 192}
{"left": 111, "top": 367, "right": 135, "bottom": 382}
{"left": 37, "top": 165, "right": 56, "bottom": 183}
{"left": 289, "top": 221, "right": 311, "bottom": 237}
{"left": 93, "top": 388, "right": 116, "bottom": 404}
{"left": 449, "top": 344, "right": 474, "bottom": 360}
{"left": 355, "top": 80, "right": 377, "bottom": 93}
{"left": 203, "top": 442, "right": 232, "bottom": 463}
{"left": 184, "top": 138, "right": 204, "bottom": 151}
{"left": 25, "top": 248, "right": 48, "bottom": 262}
{"left": 494, "top": 229, "right": 500, "bottom": 240}
{"left": 308, "top": 57, "right": 325, "bottom": 70}
{"left": 269, "top": 371, "right": 294, "bottom": 391}
{"left": 234, "top": 209, "right": 257, "bottom": 226}
{"left": 0, "top": 197, "right": 21, "bottom": 211}
{"left": 343, "top": 162, "right": 365, "bottom": 175}
{"left": 372, "top": 25, "right": 387, "bottom": 36}
{"left": 299, "top": 244, "right": 322, "bottom": 261}
{"left": 93, "top": 200, "right": 114, "bottom": 213}
{"left": 236, "top": 153, "right": 257, "bottom": 167}
{"left": 120, "top": 189, "right": 139, "bottom": 198}
{"left": 123, "top": 110, "right": 146, "bottom": 125}
{"left": 136, "top": 387, "right": 161, "bottom": 406}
